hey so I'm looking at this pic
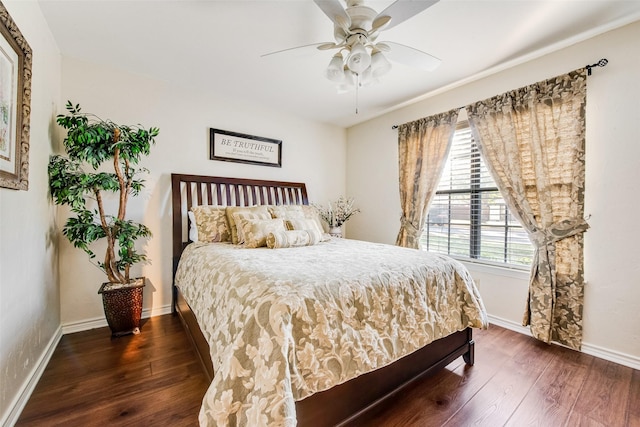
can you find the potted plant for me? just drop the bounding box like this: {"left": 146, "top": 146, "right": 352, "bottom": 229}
{"left": 48, "top": 101, "right": 159, "bottom": 336}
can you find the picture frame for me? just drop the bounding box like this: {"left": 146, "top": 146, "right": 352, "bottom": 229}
{"left": 210, "top": 128, "right": 282, "bottom": 168}
{"left": 0, "top": 2, "right": 32, "bottom": 190}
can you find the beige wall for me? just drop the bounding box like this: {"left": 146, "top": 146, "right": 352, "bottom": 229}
{"left": 0, "top": 1, "right": 61, "bottom": 425}
{"left": 58, "top": 57, "right": 347, "bottom": 327}
{"left": 346, "top": 21, "right": 640, "bottom": 366}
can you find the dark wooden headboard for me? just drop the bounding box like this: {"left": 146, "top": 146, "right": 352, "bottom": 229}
{"left": 170, "top": 173, "right": 309, "bottom": 309}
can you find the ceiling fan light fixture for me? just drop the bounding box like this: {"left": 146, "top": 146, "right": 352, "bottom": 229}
{"left": 346, "top": 42, "right": 371, "bottom": 74}
{"left": 343, "top": 68, "right": 356, "bottom": 87}
{"left": 370, "top": 49, "right": 391, "bottom": 78}
{"left": 335, "top": 70, "right": 359, "bottom": 93}
{"left": 326, "top": 52, "right": 346, "bottom": 82}
{"left": 359, "top": 67, "right": 375, "bottom": 87}
{"left": 306, "top": 0, "right": 442, "bottom": 98}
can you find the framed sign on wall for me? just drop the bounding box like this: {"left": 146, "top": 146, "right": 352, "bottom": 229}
{"left": 210, "top": 128, "right": 282, "bottom": 168}
{"left": 0, "top": 2, "right": 32, "bottom": 190}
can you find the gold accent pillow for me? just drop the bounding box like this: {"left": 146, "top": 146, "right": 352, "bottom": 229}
{"left": 266, "top": 229, "right": 322, "bottom": 249}
{"left": 236, "top": 218, "right": 287, "bottom": 248}
{"left": 190, "top": 205, "right": 231, "bottom": 243}
{"left": 226, "top": 205, "right": 271, "bottom": 244}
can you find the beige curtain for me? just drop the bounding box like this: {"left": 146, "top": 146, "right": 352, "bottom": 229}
{"left": 466, "top": 69, "right": 588, "bottom": 350}
{"left": 396, "top": 109, "right": 459, "bottom": 249}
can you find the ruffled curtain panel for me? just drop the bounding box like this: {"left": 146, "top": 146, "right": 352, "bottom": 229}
{"left": 466, "top": 69, "right": 588, "bottom": 350}
{"left": 396, "top": 109, "right": 459, "bottom": 249}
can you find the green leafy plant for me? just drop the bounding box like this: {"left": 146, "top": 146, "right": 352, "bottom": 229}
{"left": 48, "top": 101, "right": 159, "bottom": 284}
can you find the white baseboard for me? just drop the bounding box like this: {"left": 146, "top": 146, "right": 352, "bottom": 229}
{"left": 61, "top": 304, "right": 172, "bottom": 334}
{"left": 580, "top": 341, "right": 640, "bottom": 371}
{"left": 486, "top": 314, "right": 532, "bottom": 336}
{"left": 487, "top": 314, "right": 640, "bottom": 370}
{"left": 2, "top": 326, "right": 62, "bottom": 427}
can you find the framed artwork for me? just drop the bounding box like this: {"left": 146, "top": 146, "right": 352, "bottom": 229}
{"left": 0, "top": 2, "right": 32, "bottom": 190}
{"left": 210, "top": 128, "right": 282, "bottom": 168}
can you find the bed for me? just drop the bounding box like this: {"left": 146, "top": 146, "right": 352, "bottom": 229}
{"left": 171, "top": 173, "right": 487, "bottom": 426}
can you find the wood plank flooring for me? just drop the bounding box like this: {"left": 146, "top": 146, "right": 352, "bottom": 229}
{"left": 16, "top": 314, "right": 209, "bottom": 426}
{"left": 17, "top": 314, "right": 639, "bottom": 427}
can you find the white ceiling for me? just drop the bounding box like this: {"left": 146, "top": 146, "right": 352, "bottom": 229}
{"left": 38, "top": 0, "right": 640, "bottom": 128}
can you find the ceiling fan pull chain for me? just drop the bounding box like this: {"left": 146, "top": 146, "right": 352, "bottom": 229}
{"left": 355, "top": 74, "right": 359, "bottom": 114}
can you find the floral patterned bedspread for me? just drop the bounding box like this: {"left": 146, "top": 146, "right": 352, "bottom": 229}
{"left": 174, "top": 238, "right": 488, "bottom": 426}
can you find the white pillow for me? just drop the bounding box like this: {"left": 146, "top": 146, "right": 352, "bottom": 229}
{"left": 188, "top": 211, "right": 199, "bottom": 242}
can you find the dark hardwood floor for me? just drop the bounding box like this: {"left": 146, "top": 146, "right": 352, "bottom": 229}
{"left": 17, "top": 314, "right": 639, "bottom": 427}
{"left": 16, "top": 314, "right": 209, "bottom": 427}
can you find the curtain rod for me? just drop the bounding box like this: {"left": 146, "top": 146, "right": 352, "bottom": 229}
{"left": 391, "top": 106, "right": 464, "bottom": 130}
{"left": 391, "top": 58, "right": 608, "bottom": 130}
{"left": 586, "top": 58, "right": 608, "bottom": 75}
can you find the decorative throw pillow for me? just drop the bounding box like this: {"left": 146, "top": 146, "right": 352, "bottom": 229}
{"left": 288, "top": 216, "right": 331, "bottom": 241}
{"left": 268, "top": 204, "right": 306, "bottom": 220}
{"left": 286, "top": 217, "right": 324, "bottom": 235}
{"left": 190, "top": 205, "right": 231, "bottom": 243}
{"left": 236, "top": 218, "right": 287, "bottom": 248}
{"left": 266, "top": 229, "right": 322, "bottom": 249}
{"left": 226, "top": 205, "right": 271, "bottom": 244}
{"left": 300, "top": 205, "right": 326, "bottom": 232}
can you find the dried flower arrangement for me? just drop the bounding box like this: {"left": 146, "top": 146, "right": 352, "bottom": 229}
{"left": 314, "top": 196, "right": 360, "bottom": 228}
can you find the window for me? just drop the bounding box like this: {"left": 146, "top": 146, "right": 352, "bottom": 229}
{"left": 421, "top": 122, "right": 534, "bottom": 268}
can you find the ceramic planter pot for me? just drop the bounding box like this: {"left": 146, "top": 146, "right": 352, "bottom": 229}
{"left": 98, "top": 277, "right": 145, "bottom": 336}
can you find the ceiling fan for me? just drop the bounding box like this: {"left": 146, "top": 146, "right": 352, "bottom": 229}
{"left": 263, "top": 0, "right": 442, "bottom": 91}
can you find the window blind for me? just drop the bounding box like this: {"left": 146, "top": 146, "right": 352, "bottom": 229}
{"left": 421, "top": 122, "right": 534, "bottom": 267}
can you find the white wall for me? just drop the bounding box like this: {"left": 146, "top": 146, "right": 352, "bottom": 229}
{"left": 0, "top": 1, "right": 61, "bottom": 425}
{"left": 58, "top": 57, "right": 347, "bottom": 327}
{"left": 346, "top": 21, "right": 640, "bottom": 365}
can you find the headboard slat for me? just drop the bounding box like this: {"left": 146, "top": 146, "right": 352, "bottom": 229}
{"left": 232, "top": 185, "right": 239, "bottom": 206}
{"left": 249, "top": 186, "right": 257, "bottom": 205}
{"left": 224, "top": 184, "right": 231, "bottom": 205}
{"left": 206, "top": 183, "right": 213, "bottom": 204}
{"left": 196, "top": 183, "right": 203, "bottom": 205}
{"left": 215, "top": 183, "right": 222, "bottom": 204}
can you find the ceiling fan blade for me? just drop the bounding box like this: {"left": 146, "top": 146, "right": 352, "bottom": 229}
{"left": 313, "top": 0, "right": 351, "bottom": 30}
{"left": 317, "top": 42, "right": 343, "bottom": 51}
{"left": 382, "top": 41, "right": 441, "bottom": 71}
{"left": 375, "top": 0, "right": 440, "bottom": 31}
{"left": 261, "top": 43, "right": 329, "bottom": 58}
{"left": 370, "top": 15, "right": 392, "bottom": 34}
{"left": 375, "top": 42, "right": 391, "bottom": 52}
